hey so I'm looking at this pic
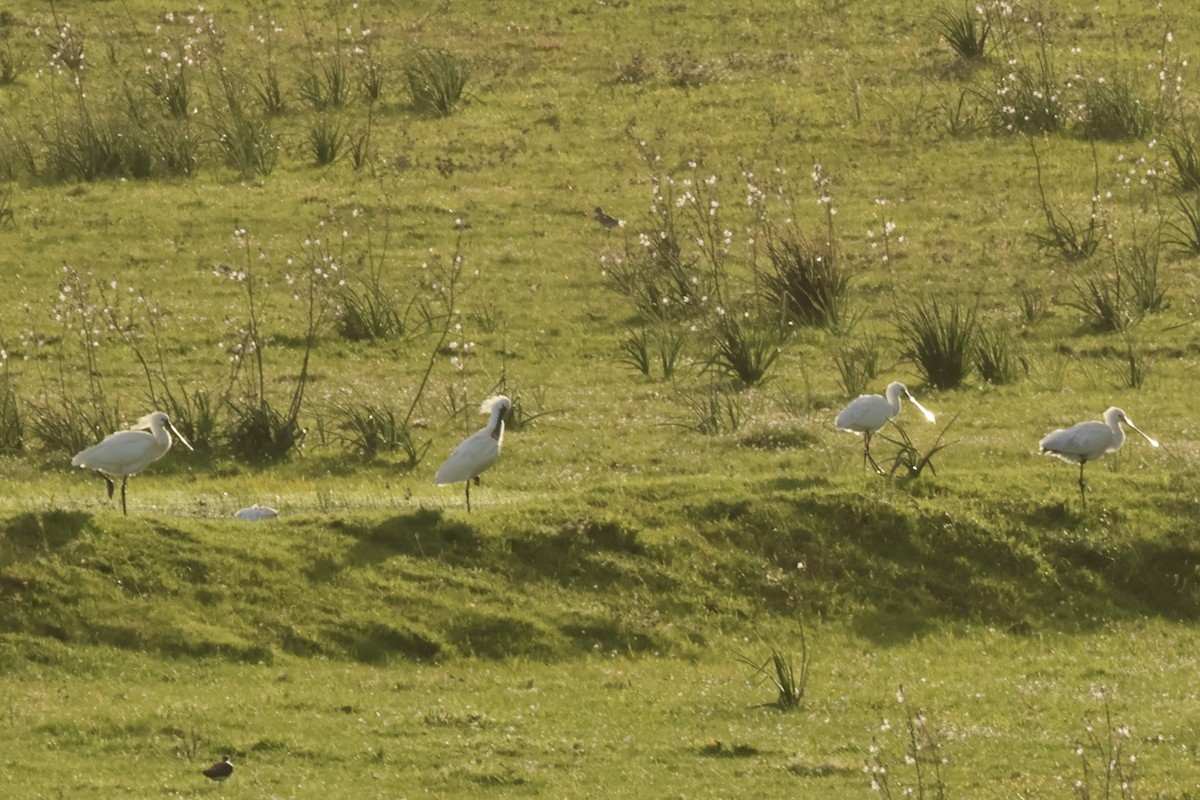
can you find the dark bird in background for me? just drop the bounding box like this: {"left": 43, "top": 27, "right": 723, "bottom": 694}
{"left": 203, "top": 755, "right": 234, "bottom": 782}
{"left": 593, "top": 206, "right": 621, "bottom": 230}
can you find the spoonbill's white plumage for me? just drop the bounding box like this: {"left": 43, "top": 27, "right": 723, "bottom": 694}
{"left": 1039, "top": 406, "right": 1159, "bottom": 506}
{"left": 235, "top": 504, "right": 278, "bottom": 521}
{"left": 434, "top": 395, "right": 511, "bottom": 511}
{"left": 834, "top": 381, "right": 935, "bottom": 474}
{"left": 71, "top": 411, "right": 193, "bottom": 515}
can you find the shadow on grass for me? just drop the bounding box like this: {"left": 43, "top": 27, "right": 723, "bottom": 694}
{"left": 506, "top": 516, "right": 664, "bottom": 587}
{"left": 3, "top": 511, "right": 91, "bottom": 553}
{"left": 339, "top": 508, "right": 483, "bottom": 567}
{"left": 691, "top": 490, "right": 1200, "bottom": 644}
{"left": 321, "top": 619, "right": 444, "bottom": 663}
{"left": 764, "top": 476, "right": 831, "bottom": 493}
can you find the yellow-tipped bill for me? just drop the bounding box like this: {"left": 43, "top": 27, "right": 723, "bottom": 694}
{"left": 1128, "top": 418, "right": 1158, "bottom": 449}
{"left": 910, "top": 396, "right": 936, "bottom": 424}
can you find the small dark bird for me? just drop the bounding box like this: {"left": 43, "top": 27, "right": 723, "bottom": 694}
{"left": 593, "top": 206, "right": 620, "bottom": 230}
{"left": 203, "top": 755, "right": 234, "bottom": 782}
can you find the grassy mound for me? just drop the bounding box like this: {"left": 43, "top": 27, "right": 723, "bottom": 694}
{"left": 4, "top": 480, "right": 1200, "bottom": 666}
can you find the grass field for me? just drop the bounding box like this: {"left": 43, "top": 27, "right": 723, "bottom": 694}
{"left": 2, "top": 0, "right": 1200, "bottom": 797}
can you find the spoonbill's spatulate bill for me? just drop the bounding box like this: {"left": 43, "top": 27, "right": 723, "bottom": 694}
{"left": 1039, "top": 406, "right": 1159, "bottom": 506}
{"left": 434, "top": 395, "right": 511, "bottom": 511}
{"left": 834, "top": 381, "right": 935, "bottom": 474}
{"left": 71, "top": 411, "right": 193, "bottom": 515}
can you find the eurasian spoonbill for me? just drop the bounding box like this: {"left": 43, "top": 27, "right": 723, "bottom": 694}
{"left": 71, "top": 411, "right": 193, "bottom": 515}
{"left": 835, "top": 381, "right": 935, "bottom": 474}
{"left": 434, "top": 395, "right": 511, "bottom": 511}
{"left": 235, "top": 504, "right": 278, "bottom": 521}
{"left": 1039, "top": 406, "right": 1159, "bottom": 506}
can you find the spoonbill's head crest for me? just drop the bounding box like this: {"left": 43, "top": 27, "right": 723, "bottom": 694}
{"left": 136, "top": 411, "right": 195, "bottom": 451}
{"left": 134, "top": 411, "right": 167, "bottom": 430}
{"left": 1115, "top": 407, "right": 1159, "bottom": 448}
{"left": 481, "top": 395, "right": 512, "bottom": 417}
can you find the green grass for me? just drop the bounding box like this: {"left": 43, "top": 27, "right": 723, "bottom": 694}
{"left": 4, "top": 620, "right": 1200, "bottom": 797}
{"left": 2, "top": 0, "right": 1200, "bottom": 796}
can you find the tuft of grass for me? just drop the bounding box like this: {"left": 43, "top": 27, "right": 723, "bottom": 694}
{"left": 621, "top": 324, "right": 687, "bottom": 381}
{"left": 879, "top": 417, "right": 955, "bottom": 481}
{"left": 0, "top": 38, "right": 22, "bottom": 86}
{"left": 0, "top": 372, "right": 21, "bottom": 453}
{"left": 1113, "top": 336, "right": 1150, "bottom": 390}
{"left": 360, "top": 62, "right": 385, "bottom": 105}
{"left": 224, "top": 397, "right": 305, "bottom": 463}
{"left": 299, "top": 57, "right": 352, "bottom": 111}
{"left": 987, "top": 39, "right": 1064, "bottom": 134}
{"left": 1165, "top": 130, "right": 1200, "bottom": 193}
{"left": 664, "top": 51, "right": 720, "bottom": 88}
{"left": 605, "top": 235, "right": 706, "bottom": 322}
{"left": 734, "top": 625, "right": 810, "bottom": 711}
{"left": 896, "top": 299, "right": 977, "bottom": 390}
{"left": 468, "top": 302, "right": 505, "bottom": 335}
{"left": 1166, "top": 192, "right": 1200, "bottom": 254}
{"left": 26, "top": 397, "right": 120, "bottom": 458}
{"left": 255, "top": 65, "right": 286, "bottom": 116}
{"left": 933, "top": 3, "right": 990, "bottom": 61}
{"left": 616, "top": 50, "right": 653, "bottom": 84}
{"left": 833, "top": 337, "right": 882, "bottom": 398}
{"left": 940, "top": 87, "right": 981, "bottom": 136}
{"left": 1066, "top": 263, "right": 1134, "bottom": 333}
{"left": 155, "top": 387, "right": 219, "bottom": 459}
{"left": 0, "top": 186, "right": 12, "bottom": 227}
{"left": 1016, "top": 284, "right": 1048, "bottom": 326}
{"left": 674, "top": 379, "right": 747, "bottom": 435}
{"left": 708, "top": 311, "right": 786, "bottom": 387}
{"left": 1123, "top": 239, "right": 1168, "bottom": 315}
{"left": 327, "top": 395, "right": 431, "bottom": 466}
{"left": 973, "top": 321, "right": 1022, "bottom": 385}
{"left": 212, "top": 77, "right": 278, "bottom": 179}
{"left": 44, "top": 115, "right": 126, "bottom": 182}
{"left": 1078, "top": 73, "right": 1158, "bottom": 141}
{"left": 405, "top": 49, "right": 472, "bottom": 116}
{"left": 335, "top": 281, "right": 407, "bottom": 342}
{"left": 148, "top": 63, "right": 190, "bottom": 120}
{"left": 1029, "top": 141, "right": 1102, "bottom": 260}
{"left": 618, "top": 326, "right": 653, "bottom": 376}
{"left": 759, "top": 231, "right": 849, "bottom": 330}
{"left": 307, "top": 115, "right": 347, "bottom": 166}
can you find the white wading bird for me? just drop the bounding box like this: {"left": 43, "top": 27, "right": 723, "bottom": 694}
{"left": 1039, "top": 406, "right": 1159, "bottom": 506}
{"left": 235, "top": 504, "right": 278, "bottom": 521}
{"left": 71, "top": 411, "right": 193, "bottom": 515}
{"left": 835, "top": 381, "right": 936, "bottom": 474}
{"left": 435, "top": 395, "right": 512, "bottom": 511}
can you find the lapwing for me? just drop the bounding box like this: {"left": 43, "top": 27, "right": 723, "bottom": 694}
{"left": 593, "top": 206, "right": 621, "bottom": 230}
{"left": 203, "top": 755, "right": 234, "bottom": 782}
